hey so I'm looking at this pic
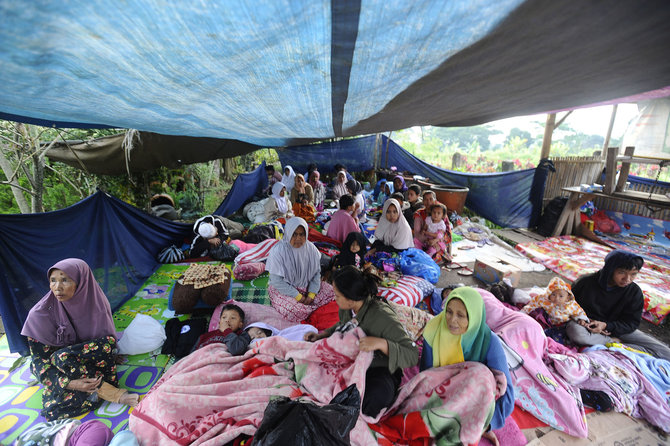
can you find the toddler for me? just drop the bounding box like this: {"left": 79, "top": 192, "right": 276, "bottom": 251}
{"left": 192, "top": 304, "right": 251, "bottom": 355}
{"left": 521, "top": 277, "right": 588, "bottom": 326}
{"left": 421, "top": 203, "right": 452, "bottom": 262}
{"left": 292, "top": 193, "right": 316, "bottom": 222}
{"left": 245, "top": 322, "right": 317, "bottom": 345}
{"left": 332, "top": 231, "right": 368, "bottom": 270}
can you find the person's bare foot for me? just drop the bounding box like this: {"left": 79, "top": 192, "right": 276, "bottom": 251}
{"left": 119, "top": 392, "right": 139, "bottom": 407}
{"left": 482, "top": 430, "right": 499, "bottom": 446}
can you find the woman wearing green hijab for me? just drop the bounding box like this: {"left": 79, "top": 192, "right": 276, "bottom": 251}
{"left": 421, "top": 287, "right": 514, "bottom": 446}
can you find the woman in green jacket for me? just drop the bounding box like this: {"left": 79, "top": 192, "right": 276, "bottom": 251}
{"left": 305, "top": 265, "right": 419, "bottom": 417}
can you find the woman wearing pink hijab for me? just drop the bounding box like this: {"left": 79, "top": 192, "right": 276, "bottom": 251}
{"left": 21, "top": 258, "right": 138, "bottom": 420}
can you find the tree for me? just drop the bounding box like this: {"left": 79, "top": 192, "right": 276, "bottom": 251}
{"left": 505, "top": 128, "right": 532, "bottom": 148}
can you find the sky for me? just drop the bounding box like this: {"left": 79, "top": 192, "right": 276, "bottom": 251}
{"left": 486, "top": 103, "right": 639, "bottom": 146}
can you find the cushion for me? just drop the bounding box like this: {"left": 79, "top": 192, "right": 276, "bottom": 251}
{"left": 377, "top": 275, "right": 424, "bottom": 307}
{"left": 233, "top": 262, "right": 266, "bottom": 281}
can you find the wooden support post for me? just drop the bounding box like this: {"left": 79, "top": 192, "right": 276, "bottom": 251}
{"left": 601, "top": 104, "right": 618, "bottom": 158}
{"left": 616, "top": 146, "right": 635, "bottom": 192}
{"left": 603, "top": 146, "right": 619, "bottom": 194}
{"left": 540, "top": 113, "right": 556, "bottom": 160}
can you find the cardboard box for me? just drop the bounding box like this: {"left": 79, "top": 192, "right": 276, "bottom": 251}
{"left": 473, "top": 256, "right": 522, "bottom": 287}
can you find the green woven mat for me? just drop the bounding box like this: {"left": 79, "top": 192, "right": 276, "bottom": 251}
{"left": 230, "top": 273, "right": 270, "bottom": 305}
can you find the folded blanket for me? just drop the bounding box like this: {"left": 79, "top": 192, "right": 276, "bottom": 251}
{"left": 130, "top": 328, "right": 496, "bottom": 445}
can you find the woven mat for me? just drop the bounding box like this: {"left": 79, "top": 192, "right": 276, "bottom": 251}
{"left": 0, "top": 336, "right": 163, "bottom": 445}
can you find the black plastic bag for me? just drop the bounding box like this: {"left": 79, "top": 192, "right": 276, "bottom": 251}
{"left": 252, "top": 384, "right": 361, "bottom": 446}
{"left": 537, "top": 196, "right": 568, "bottom": 236}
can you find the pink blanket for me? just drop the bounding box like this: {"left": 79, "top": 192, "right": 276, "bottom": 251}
{"left": 479, "top": 288, "right": 588, "bottom": 438}
{"left": 130, "top": 328, "right": 497, "bottom": 445}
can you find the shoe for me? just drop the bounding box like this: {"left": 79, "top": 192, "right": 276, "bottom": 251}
{"left": 580, "top": 389, "right": 613, "bottom": 412}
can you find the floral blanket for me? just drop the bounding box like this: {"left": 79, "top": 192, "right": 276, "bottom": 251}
{"left": 480, "top": 289, "right": 589, "bottom": 438}
{"left": 129, "top": 328, "right": 497, "bottom": 445}
{"left": 516, "top": 235, "right": 670, "bottom": 324}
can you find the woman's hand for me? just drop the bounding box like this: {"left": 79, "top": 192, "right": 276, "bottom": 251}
{"left": 359, "top": 336, "right": 388, "bottom": 355}
{"left": 586, "top": 320, "right": 608, "bottom": 334}
{"left": 301, "top": 292, "right": 315, "bottom": 305}
{"left": 490, "top": 369, "right": 507, "bottom": 399}
{"left": 304, "top": 332, "right": 322, "bottom": 342}
{"left": 67, "top": 376, "right": 102, "bottom": 393}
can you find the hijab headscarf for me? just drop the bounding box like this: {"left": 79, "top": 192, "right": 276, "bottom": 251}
{"left": 21, "top": 258, "right": 116, "bottom": 347}
{"left": 294, "top": 174, "right": 307, "bottom": 194}
{"left": 335, "top": 231, "right": 369, "bottom": 268}
{"left": 598, "top": 249, "right": 644, "bottom": 289}
{"left": 374, "top": 199, "right": 413, "bottom": 250}
{"left": 345, "top": 179, "right": 362, "bottom": 195}
{"left": 308, "top": 170, "right": 321, "bottom": 188}
{"left": 272, "top": 182, "right": 289, "bottom": 214}
{"left": 265, "top": 217, "right": 321, "bottom": 289}
{"left": 333, "top": 171, "right": 348, "bottom": 199}
{"left": 393, "top": 175, "right": 408, "bottom": 192}
{"left": 423, "top": 287, "right": 491, "bottom": 367}
{"left": 281, "top": 166, "right": 296, "bottom": 192}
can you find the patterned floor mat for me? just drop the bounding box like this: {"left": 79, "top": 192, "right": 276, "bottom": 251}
{"left": 516, "top": 235, "right": 670, "bottom": 324}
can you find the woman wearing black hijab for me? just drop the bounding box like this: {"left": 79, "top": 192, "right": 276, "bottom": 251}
{"left": 566, "top": 249, "right": 670, "bottom": 360}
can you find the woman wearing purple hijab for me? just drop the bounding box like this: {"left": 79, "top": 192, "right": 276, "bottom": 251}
{"left": 21, "top": 258, "right": 138, "bottom": 420}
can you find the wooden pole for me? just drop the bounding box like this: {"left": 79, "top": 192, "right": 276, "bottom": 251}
{"left": 601, "top": 104, "right": 618, "bottom": 158}
{"left": 540, "top": 113, "right": 556, "bottom": 160}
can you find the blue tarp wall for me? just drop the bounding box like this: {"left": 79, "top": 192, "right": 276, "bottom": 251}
{"left": 279, "top": 135, "right": 550, "bottom": 228}
{"left": 214, "top": 162, "right": 268, "bottom": 216}
{"left": 0, "top": 165, "right": 266, "bottom": 354}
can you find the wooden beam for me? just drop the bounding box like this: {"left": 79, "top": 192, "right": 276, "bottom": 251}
{"left": 540, "top": 113, "right": 556, "bottom": 159}
{"left": 601, "top": 104, "right": 618, "bottom": 158}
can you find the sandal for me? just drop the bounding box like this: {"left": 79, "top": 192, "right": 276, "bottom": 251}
{"left": 457, "top": 267, "right": 474, "bottom": 276}
{"left": 443, "top": 262, "right": 464, "bottom": 271}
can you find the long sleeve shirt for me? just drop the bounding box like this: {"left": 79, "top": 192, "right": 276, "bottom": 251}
{"left": 321, "top": 297, "right": 419, "bottom": 373}
{"left": 269, "top": 270, "right": 321, "bottom": 298}
{"left": 193, "top": 328, "right": 251, "bottom": 355}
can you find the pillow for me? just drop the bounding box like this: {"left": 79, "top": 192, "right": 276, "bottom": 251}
{"left": 233, "top": 262, "right": 266, "bottom": 281}
{"left": 377, "top": 275, "right": 423, "bottom": 307}
{"left": 209, "top": 300, "right": 295, "bottom": 332}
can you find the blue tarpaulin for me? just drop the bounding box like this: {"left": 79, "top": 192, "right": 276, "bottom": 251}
{"left": 1, "top": 1, "right": 669, "bottom": 145}
{"left": 0, "top": 192, "right": 192, "bottom": 354}
{"left": 279, "top": 135, "right": 549, "bottom": 228}
{"left": 214, "top": 162, "right": 268, "bottom": 216}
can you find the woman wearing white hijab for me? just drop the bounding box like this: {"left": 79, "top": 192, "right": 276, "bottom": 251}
{"left": 281, "top": 166, "right": 296, "bottom": 194}
{"left": 371, "top": 198, "right": 414, "bottom": 253}
{"left": 264, "top": 182, "right": 293, "bottom": 221}
{"left": 266, "top": 217, "right": 335, "bottom": 321}
{"left": 332, "top": 170, "right": 348, "bottom": 201}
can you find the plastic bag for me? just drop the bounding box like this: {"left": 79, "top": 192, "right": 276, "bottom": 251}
{"left": 399, "top": 248, "right": 440, "bottom": 283}
{"left": 117, "top": 314, "right": 167, "bottom": 355}
{"left": 253, "top": 384, "right": 360, "bottom": 446}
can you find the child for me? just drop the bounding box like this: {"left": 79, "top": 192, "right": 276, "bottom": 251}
{"left": 421, "top": 203, "right": 452, "bottom": 263}
{"left": 292, "top": 193, "right": 316, "bottom": 222}
{"left": 192, "top": 304, "right": 251, "bottom": 355}
{"left": 190, "top": 216, "right": 230, "bottom": 258}
{"left": 390, "top": 192, "right": 405, "bottom": 212}
{"left": 377, "top": 181, "right": 393, "bottom": 205}
{"left": 403, "top": 184, "right": 422, "bottom": 225}
{"left": 332, "top": 231, "right": 368, "bottom": 270}
{"left": 521, "top": 277, "right": 588, "bottom": 326}
{"left": 326, "top": 194, "right": 360, "bottom": 244}
{"left": 245, "top": 322, "right": 317, "bottom": 345}
{"left": 305, "top": 266, "right": 418, "bottom": 417}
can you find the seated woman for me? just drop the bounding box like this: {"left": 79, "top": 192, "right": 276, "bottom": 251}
{"left": 326, "top": 194, "right": 360, "bottom": 244}
{"left": 345, "top": 179, "right": 366, "bottom": 223}
{"left": 421, "top": 287, "right": 514, "bottom": 446}
{"left": 567, "top": 249, "right": 670, "bottom": 360}
{"left": 392, "top": 175, "right": 408, "bottom": 200}
{"left": 305, "top": 266, "right": 419, "bottom": 417}
{"left": 292, "top": 193, "right": 316, "bottom": 222}
{"left": 332, "top": 170, "right": 349, "bottom": 201}
{"left": 308, "top": 170, "right": 326, "bottom": 211}
{"left": 264, "top": 182, "right": 293, "bottom": 222}
{"left": 265, "top": 217, "right": 335, "bottom": 322}
{"left": 289, "top": 174, "right": 314, "bottom": 206}
{"left": 370, "top": 198, "right": 414, "bottom": 254}
{"left": 281, "top": 165, "right": 296, "bottom": 195}
{"left": 21, "top": 259, "right": 138, "bottom": 421}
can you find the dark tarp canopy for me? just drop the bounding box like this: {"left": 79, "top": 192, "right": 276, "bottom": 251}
{"left": 46, "top": 131, "right": 261, "bottom": 175}
{"left": 0, "top": 0, "right": 669, "bottom": 146}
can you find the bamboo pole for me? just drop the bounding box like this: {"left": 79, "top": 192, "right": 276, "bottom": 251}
{"left": 601, "top": 104, "right": 618, "bottom": 158}
{"left": 540, "top": 113, "right": 556, "bottom": 160}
